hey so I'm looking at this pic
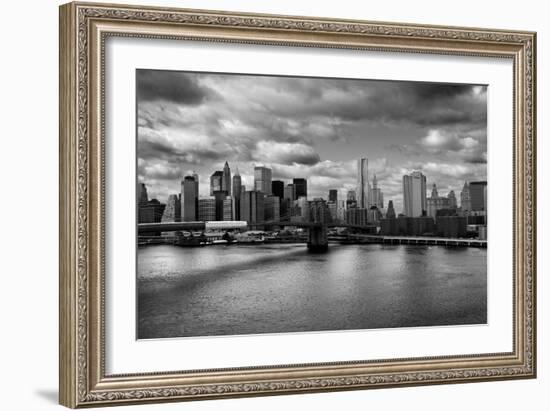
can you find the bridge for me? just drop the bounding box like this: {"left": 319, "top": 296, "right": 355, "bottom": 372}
{"left": 137, "top": 221, "right": 485, "bottom": 251}
{"left": 137, "top": 220, "right": 374, "bottom": 252}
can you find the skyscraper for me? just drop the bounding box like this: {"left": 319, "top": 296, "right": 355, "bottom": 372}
{"left": 293, "top": 178, "right": 307, "bottom": 199}
{"left": 210, "top": 171, "right": 223, "bottom": 195}
{"left": 272, "top": 180, "right": 284, "bottom": 199}
{"left": 403, "top": 171, "right": 427, "bottom": 217}
{"left": 469, "top": 181, "right": 487, "bottom": 211}
{"left": 328, "top": 189, "right": 338, "bottom": 203}
{"left": 222, "top": 161, "right": 231, "bottom": 195}
{"left": 137, "top": 182, "right": 148, "bottom": 204}
{"left": 161, "top": 194, "right": 181, "bottom": 222}
{"left": 264, "top": 195, "right": 280, "bottom": 222}
{"left": 240, "top": 190, "right": 265, "bottom": 224}
{"left": 254, "top": 166, "right": 272, "bottom": 194}
{"left": 448, "top": 190, "right": 457, "bottom": 208}
{"left": 198, "top": 197, "right": 216, "bottom": 221}
{"left": 370, "top": 174, "right": 383, "bottom": 208}
{"left": 284, "top": 184, "right": 295, "bottom": 202}
{"left": 427, "top": 183, "right": 450, "bottom": 219}
{"left": 223, "top": 196, "right": 234, "bottom": 221}
{"left": 213, "top": 191, "right": 226, "bottom": 221}
{"left": 232, "top": 167, "right": 242, "bottom": 220}
{"left": 182, "top": 175, "right": 198, "bottom": 221}
{"left": 386, "top": 200, "right": 396, "bottom": 219}
{"left": 460, "top": 181, "right": 471, "bottom": 212}
{"left": 356, "top": 157, "right": 369, "bottom": 209}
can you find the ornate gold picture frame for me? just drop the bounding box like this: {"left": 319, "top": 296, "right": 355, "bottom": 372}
{"left": 59, "top": 1, "right": 536, "bottom": 408}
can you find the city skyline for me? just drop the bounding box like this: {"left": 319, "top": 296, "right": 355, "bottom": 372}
{"left": 137, "top": 70, "right": 487, "bottom": 213}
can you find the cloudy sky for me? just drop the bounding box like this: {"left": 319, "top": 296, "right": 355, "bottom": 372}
{"left": 137, "top": 69, "right": 487, "bottom": 213}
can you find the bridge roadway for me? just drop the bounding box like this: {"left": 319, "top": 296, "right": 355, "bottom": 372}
{"left": 137, "top": 220, "right": 371, "bottom": 234}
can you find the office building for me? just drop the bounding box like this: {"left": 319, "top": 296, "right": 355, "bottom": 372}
{"left": 356, "top": 157, "right": 369, "bottom": 209}
{"left": 182, "top": 175, "right": 198, "bottom": 221}
{"left": 345, "top": 208, "right": 369, "bottom": 226}
{"left": 213, "top": 191, "right": 226, "bottom": 221}
{"left": 198, "top": 197, "right": 216, "bottom": 221}
{"left": 138, "top": 199, "right": 165, "bottom": 224}
{"left": 272, "top": 180, "right": 285, "bottom": 200}
{"left": 210, "top": 171, "right": 223, "bottom": 195}
{"left": 426, "top": 183, "right": 450, "bottom": 219}
{"left": 448, "top": 190, "right": 457, "bottom": 209}
{"left": 161, "top": 194, "right": 181, "bottom": 222}
{"left": 222, "top": 196, "right": 234, "bottom": 221}
{"left": 221, "top": 161, "right": 231, "bottom": 195}
{"left": 460, "top": 181, "right": 471, "bottom": 212}
{"left": 435, "top": 216, "right": 467, "bottom": 238}
{"left": 328, "top": 201, "right": 337, "bottom": 221}
{"left": 309, "top": 198, "right": 331, "bottom": 224}
{"left": 284, "top": 184, "right": 295, "bottom": 202}
{"left": 369, "top": 174, "right": 384, "bottom": 209}
{"left": 232, "top": 168, "right": 242, "bottom": 220}
{"left": 240, "top": 190, "right": 265, "bottom": 224}
{"left": 469, "top": 181, "right": 487, "bottom": 211}
{"left": 403, "top": 171, "right": 427, "bottom": 217}
{"left": 293, "top": 178, "right": 307, "bottom": 199}
{"left": 386, "top": 200, "right": 396, "bottom": 219}
{"left": 254, "top": 166, "right": 272, "bottom": 194}
{"left": 137, "top": 182, "right": 148, "bottom": 204}
{"left": 264, "top": 195, "right": 280, "bottom": 222}
{"left": 328, "top": 189, "right": 338, "bottom": 203}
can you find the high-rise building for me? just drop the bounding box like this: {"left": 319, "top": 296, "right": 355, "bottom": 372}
{"left": 161, "top": 194, "right": 181, "bottom": 222}
{"left": 293, "top": 178, "right": 307, "bottom": 199}
{"left": 272, "top": 180, "right": 284, "bottom": 199}
{"left": 403, "top": 171, "right": 427, "bottom": 217}
{"left": 346, "top": 190, "right": 357, "bottom": 209}
{"left": 254, "top": 166, "right": 272, "bottom": 194}
{"left": 210, "top": 171, "right": 223, "bottom": 195}
{"left": 232, "top": 167, "right": 242, "bottom": 220}
{"left": 460, "top": 181, "right": 471, "bottom": 212}
{"left": 309, "top": 198, "right": 331, "bottom": 224}
{"left": 328, "top": 189, "right": 338, "bottom": 203}
{"left": 427, "top": 183, "right": 451, "bottom": 219}
{"left": 182, "top": 175, "right": 199, "bottom": 221}
{"left": 356, "top": 157, "right": 369, "bottom": 209}
{"left": 223, "top": 196, "right": 234, "bottom": 221}
{"left": 469, "top": 181, "right": 487, "bottom": 211}
{"left": 240, "top": 190, "right": 265, "bottom": 224}
{"left": 284, "top": 184, "right": 295, "bottom": 202}
{"left": 386, "top": 200, "right": 396, "bottom": 219}
{"left": 369, "top": 174, "right": 384, "bottom": 209}
{"left": 137, "top": 182, "right": 148, "bottom": 204}
{"left": 448, "top": 190, "right": 457, "bottom": 208}
{"left": 213, "top": 191, "right": 226, "bottom": 221}
{"left": 222, "top": 161, "right": 231, "bottom": 195}
{"left": 138, "top": 199, "right": 165, "bottom": 223}
{"left": 264, "top": 195, "right": 280, "bottom": 222}
{"left": 198, "top": 197, "right": 216, "bottom": 221}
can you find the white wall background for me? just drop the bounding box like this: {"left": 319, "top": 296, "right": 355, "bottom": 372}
{"left": 0, "top": 0, "right": 546, "bottom": 409}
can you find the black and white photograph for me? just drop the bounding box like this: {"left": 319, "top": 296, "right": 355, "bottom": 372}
{"left": 136, "top": 69, "right": 488, "bottom": 340}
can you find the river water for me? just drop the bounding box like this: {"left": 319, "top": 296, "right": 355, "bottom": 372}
{"left": 137, "top": 243, "right": 487, "bottom": 339}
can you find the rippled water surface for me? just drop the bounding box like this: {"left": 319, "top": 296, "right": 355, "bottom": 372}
{"left": 137, "top": 244, "right": 487, "bottom": 339}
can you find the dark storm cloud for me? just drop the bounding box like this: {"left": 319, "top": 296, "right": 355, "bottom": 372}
{"left": 136, "top": 70, "right": 487, "bottom": 204}
{"left": 136, "top": 69, "right": 213, "bottom": 105}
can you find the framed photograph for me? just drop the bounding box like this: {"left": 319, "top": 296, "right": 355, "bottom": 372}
{"left": 59, "top": 2, "right": 537, "bottom": 408}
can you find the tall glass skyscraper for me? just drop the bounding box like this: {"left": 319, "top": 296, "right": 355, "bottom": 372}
{"left": 293, "top": 178, "right": 307, "bottom": 199}
{"left": 254, "top": 166, "right": 272, "bottom": 194}
{"left": 182, "top": 175, "right": 199, "bottom": 221}
{"left": 356, "top": 157, "right": 369, "bottom": 209}
{"left": 403, "top": 171, "right": 427, "bottom": 217}
{"left": 222, "top": 161, "right": 232, "bottom": 195}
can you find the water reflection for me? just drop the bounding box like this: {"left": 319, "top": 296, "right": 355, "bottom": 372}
{"left": 137, "top": 244, "right": 487, "bottom": 339}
